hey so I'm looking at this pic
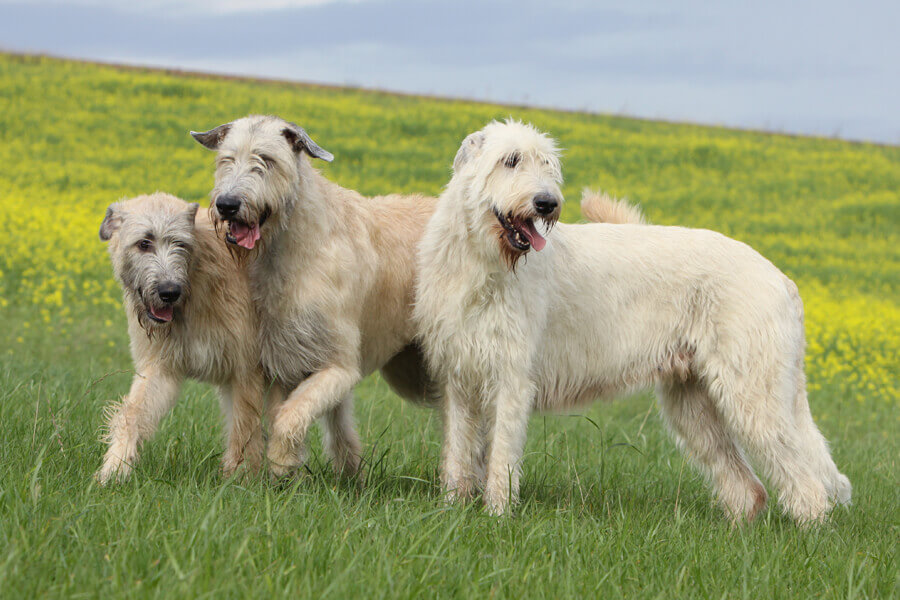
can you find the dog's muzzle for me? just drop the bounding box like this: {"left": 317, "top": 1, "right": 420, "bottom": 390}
{"left": 494, "top": 209, "right": 555, "bottom": 253}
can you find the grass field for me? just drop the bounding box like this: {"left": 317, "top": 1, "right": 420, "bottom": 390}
{"left": 0, "top": 53, "right": 898, "bottom": 598}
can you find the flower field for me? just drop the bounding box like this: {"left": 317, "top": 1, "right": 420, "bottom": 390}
{"left": 0, "top": 53, "right": 897, "bottom": 598}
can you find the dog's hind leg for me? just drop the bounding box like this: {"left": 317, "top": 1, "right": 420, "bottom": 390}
{"left": 97, "top": 367, "right": 181, "bottom": 484}
{"left": 707, "top": 364, "right": 830, "bottom": 525}
{"left": 658, "top": 379, "right": 768, "bottom": 522}
{"left": 321, "top": 393, "right": 362, "bottom": 477}
{"left": 790, "top": 373, "right": 851, "bottom": 506}
{"left": 219, "top": 371, "right": 267, "bottom": 478}
{"left": 441, "top": 382, "right": 484, "bottom": 503}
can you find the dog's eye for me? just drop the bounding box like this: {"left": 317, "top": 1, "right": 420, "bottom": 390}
{"left": 137, "top": 239, "right": 152, "bottom": 252}
{"left": 251, "top": 165, "right": 265, "bottom": 175}
{"left": 504, "top": 153, "right": 521, "bottom": 169}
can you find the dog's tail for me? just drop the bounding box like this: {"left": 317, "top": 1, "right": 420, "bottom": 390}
{"left": 581, "top": 189, "right": 646, "bottom": 224}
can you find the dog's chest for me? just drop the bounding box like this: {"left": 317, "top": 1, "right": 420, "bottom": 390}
{"left": 257, "top": 308, "right": 335, "bottom": 390}
{"left": 441, "top": 284, "right": 542, "bottom": 378}
{"left": 154, "top": 322, "right": 235, "bottom": 384}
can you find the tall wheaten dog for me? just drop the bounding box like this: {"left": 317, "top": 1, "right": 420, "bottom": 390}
{"left": 97, "top": 193, "right": 266, "bottom": 483}
{"left": 414, "top": 120, "right": 851, "bottom": 523}
{"left": 192, "top": 115, "right": 436, "bottom": 477}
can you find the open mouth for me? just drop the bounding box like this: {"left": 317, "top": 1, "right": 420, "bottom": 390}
{"left": 224, "top": 207, "right": 270, "bottom": 250}
{"left": 147, "top": 305, "right": 174, "bottom": 323}
{"left": 493, "top": 209, "right": 549, "bottom": 252}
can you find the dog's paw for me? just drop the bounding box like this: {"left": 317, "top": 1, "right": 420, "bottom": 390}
{"left": 482, "top": 490, "right": 513, "bottom": 516}
{"left": 266, "top": 444, "right": 306, "bottom": 485}
{"left": 95, "top": 460, "right": 131, "bottom": 485}
{"left": 221, "top": 460, "right": 261, "bottom": 483}
{"left": 831, "top": 474, "right": 852, "bottom": 506}
{"left": 484, "top": 499, "right": 511, "bottom": 517}
{"left": 441, "top": 476, "right": 477, "bottom": 506}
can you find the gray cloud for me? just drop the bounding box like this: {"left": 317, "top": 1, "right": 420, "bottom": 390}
{"left": 1, "top": 0, "right": 897, "bottom": 143}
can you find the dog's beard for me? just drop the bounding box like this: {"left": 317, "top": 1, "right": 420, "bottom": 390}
{"left": 128, "top": 288, "right": 178, "bottom": 338}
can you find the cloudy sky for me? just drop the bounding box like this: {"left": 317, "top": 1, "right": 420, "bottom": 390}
{"left": 1, "top": 0, "right": 897, "bottom": 144}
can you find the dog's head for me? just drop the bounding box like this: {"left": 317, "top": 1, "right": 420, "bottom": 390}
{"left": 100, "top": 193, "right": 199, "bottom": 331}
{"left": 451, "top": 120, "right": 563, "bottom": 269}
{"left": 191, "top": 115, "right": 333, "bottom": 251}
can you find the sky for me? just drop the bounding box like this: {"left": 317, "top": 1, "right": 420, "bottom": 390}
{"left": 1, "top": 0, "right": 897, "bottom": 144}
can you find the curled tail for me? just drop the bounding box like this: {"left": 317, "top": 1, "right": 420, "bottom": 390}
{"left": 581, "top": 189, "right": 646, "bottom": 224}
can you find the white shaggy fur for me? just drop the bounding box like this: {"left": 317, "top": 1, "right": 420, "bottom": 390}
{"left": 414, "top": 121, "right": 851, "bottom": 523}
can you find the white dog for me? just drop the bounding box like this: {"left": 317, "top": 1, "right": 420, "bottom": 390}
{"left": 414, "top": 120, "right": 851, "bottom": 523}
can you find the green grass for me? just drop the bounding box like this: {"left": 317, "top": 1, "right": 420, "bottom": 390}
{"left": 0, "top": 53, "right": 898, "bottom": 598}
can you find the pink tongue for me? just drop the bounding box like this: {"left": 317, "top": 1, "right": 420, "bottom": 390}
{"left": 521, "top": 220, "right": 547, "bottom": 251}
{"left": 231, "top": 222, "right": 260, "bottom": 249}
{"left": 150, "top": 305, "right": 174, "bottom": 322}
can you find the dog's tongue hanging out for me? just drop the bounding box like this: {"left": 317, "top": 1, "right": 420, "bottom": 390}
{"left": 231, "top": 222, "right": 260, "bottom": 249}
{"left": 521, "top": 220, "right": 546, "bottom": 251}
{"left": 150, "top": 305, "right": 174, "bottom": 322}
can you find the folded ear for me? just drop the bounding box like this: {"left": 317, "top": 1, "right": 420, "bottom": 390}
{"left": 99, "top": 203, "right": 122, "bottom": 241}
{"left": 453, "top": 131, "right": 486, "bottom": 173}
{"left": 190, "top": 122, "right": 232, "bottom": 150}
{"left": 281, "top": 122, "right": 334, "bottom": 162}
{"left": 184, "top": 202, "right": 200, "bottom": 224}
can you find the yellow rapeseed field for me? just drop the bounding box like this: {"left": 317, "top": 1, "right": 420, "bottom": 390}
{"left": 0, "top": 53, "right": 897, "bottom": 425}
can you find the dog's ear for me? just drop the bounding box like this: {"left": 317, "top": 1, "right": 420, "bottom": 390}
{"left": 190, "top": 122, "right": 232, "bottom": 150}
{"left": 453, "top": 131, "right": 486, "bottom": 173}
{"left": 99, "top": 203, "right": 123, "bottom": 241}
{"left": 281, "top": 122, "right": 334, "bottom": 162}
{"left": 184, "top": 202, "right": 200, "bottom": 225}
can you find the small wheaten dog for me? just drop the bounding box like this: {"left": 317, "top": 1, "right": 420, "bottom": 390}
{"left": 192, "top": 115, "right": 437, "bottom": 477}
{"left": 97, "top": 193, "right": 266, "bottom": 483}
{"left": 414, "top": 120, "right": 851, "bottom": 523}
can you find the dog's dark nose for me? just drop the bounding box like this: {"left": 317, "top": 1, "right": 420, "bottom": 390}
{"left": 216, "top": 194, "right": 241, "bottom": 218}
{"left": 533, "top": 193, "right": 559, "bottom": 215}
{"left": 157, "top": 282, "right": 182, "bottom": 304}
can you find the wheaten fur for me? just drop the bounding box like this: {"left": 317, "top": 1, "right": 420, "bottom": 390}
{"left": 414, "top": 120, "right": 851, "bottom": 523}
{"left": 97, "top": 193, "right": 266, "bottom": 483}
{"left": 193, "top": 115, "right": 436, "bottom": 477}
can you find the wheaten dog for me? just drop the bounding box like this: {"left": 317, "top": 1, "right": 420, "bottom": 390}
{"left": 414, "top": 120, "right": 851, "bottom": 523}
{"left": 192, "top": 115, "right": 436, "bottom": 477}
{"left": 97, "top": 193, "right": 266, "bottom": 483}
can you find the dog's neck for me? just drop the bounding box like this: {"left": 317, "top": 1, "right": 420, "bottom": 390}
{"left": 250, "top": 157, "right": 360, "bottom": 303}
{"left": 421, "top": 181, "right": 512, "bottom": 297}
{"left": 255, "top": 158, "right": 333, "bottom": 268}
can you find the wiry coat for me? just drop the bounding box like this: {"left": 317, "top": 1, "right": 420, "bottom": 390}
{"left": 414, "top": 121, "right": 851, "bottom": 523}
{"left": 193, "top": 115, "right": 436, "bottom": 476}
{"left": 97, "top": 193, "right": 266, "bottom": 483}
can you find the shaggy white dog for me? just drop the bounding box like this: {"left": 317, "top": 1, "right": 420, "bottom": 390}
{"left": 414, "top": 120, "right": 851, "bottom": 523}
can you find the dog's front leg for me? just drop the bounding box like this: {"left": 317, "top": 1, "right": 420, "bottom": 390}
{"left": 440, "top": 381, "right": 482, "bottom": 503}
{"left": 267, "top": 364, "right": 360, "bottom": 479}
{"left": 483, "top": 380, "right": 534, "bottom": 515}
{"left": 97, "top": 367, "right": 181, "bottom": 484}
{"left": 219, "top": 369, "right": 266, "bottom": 478}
